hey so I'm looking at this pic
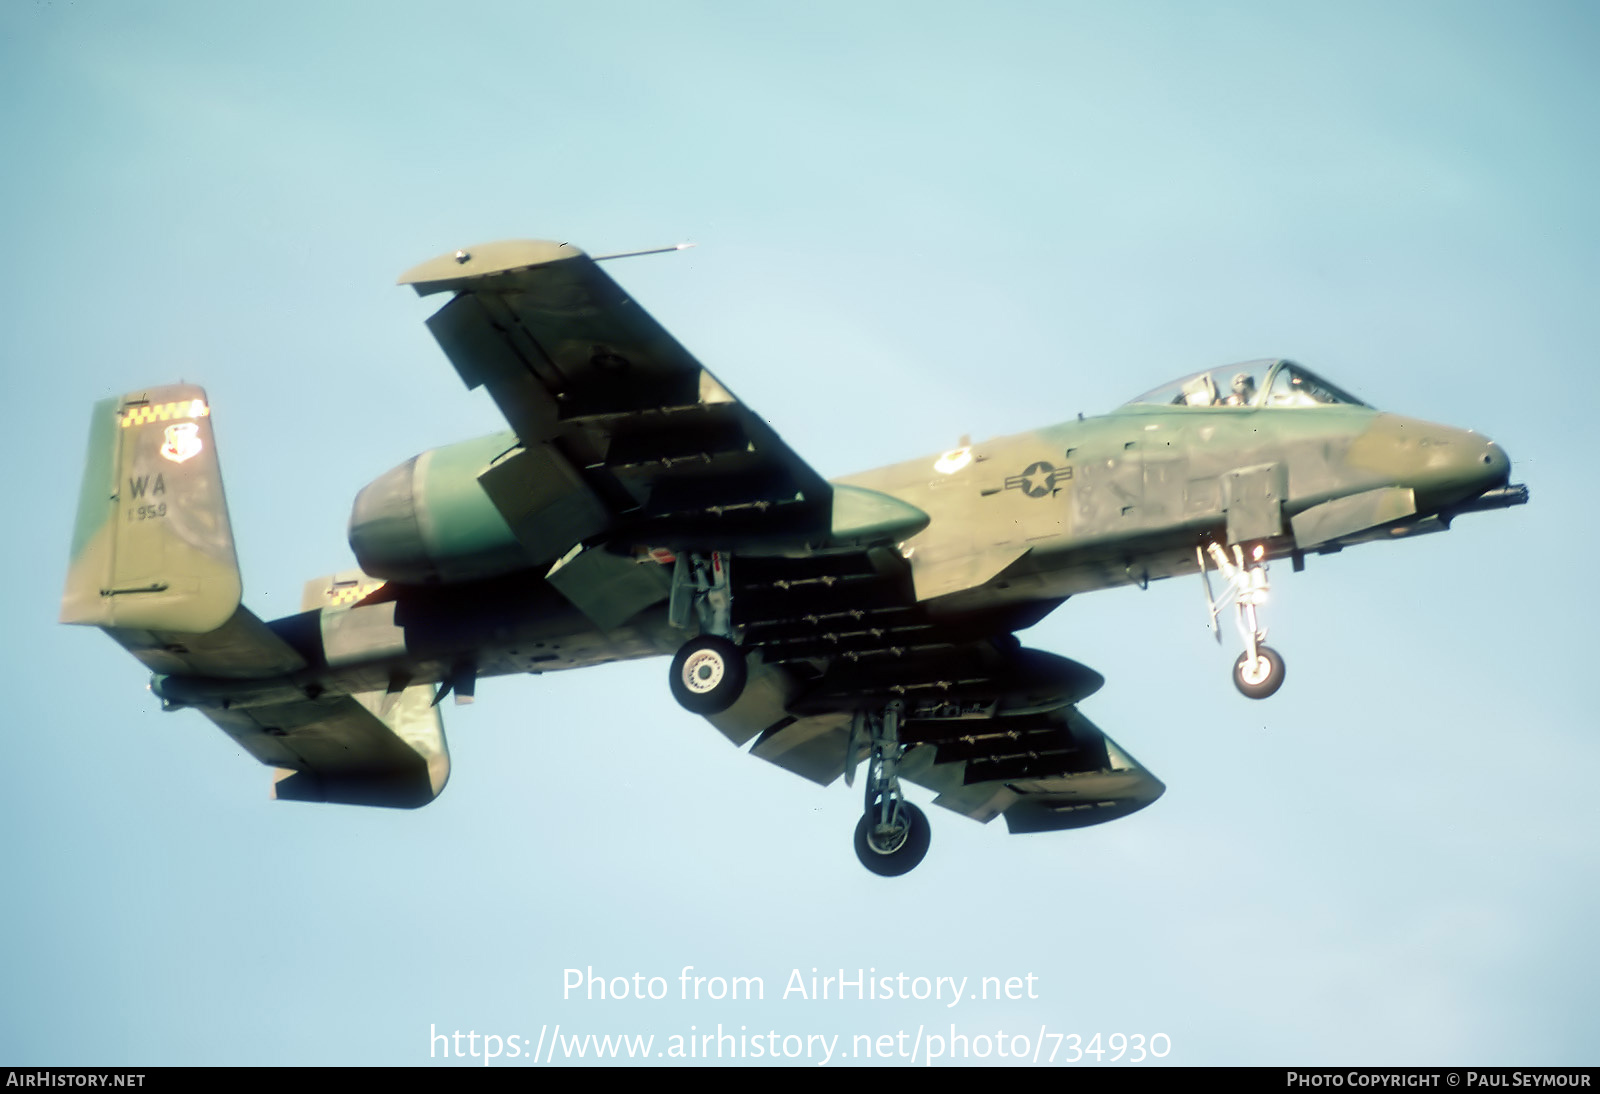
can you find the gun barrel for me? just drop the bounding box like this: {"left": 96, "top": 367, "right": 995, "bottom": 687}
{"left": 1450, "top": 483, "right": 1530, "bottom": 514}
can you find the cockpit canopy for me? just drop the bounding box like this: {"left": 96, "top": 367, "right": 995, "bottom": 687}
{"left": 1125, "top": 359, "right": 1369, "bottom": 410}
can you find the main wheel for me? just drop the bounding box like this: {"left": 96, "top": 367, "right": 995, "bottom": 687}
{"left": 853, "top": 801, "right": 931, "bottom": 877}
{"left": 1233, "top": 645, "right": 1286, "bottom": 699}
{"left": 669, "top": 636, "right": 748, "bottom": 715}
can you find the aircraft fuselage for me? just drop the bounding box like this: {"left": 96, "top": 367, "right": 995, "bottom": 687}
{"left": 185, "top": 396, "right": 1511, "bottom": 712}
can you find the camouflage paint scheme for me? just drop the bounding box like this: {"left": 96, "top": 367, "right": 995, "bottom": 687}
{"left": 61, "top": 240, "right": 1526, "bottom": 867}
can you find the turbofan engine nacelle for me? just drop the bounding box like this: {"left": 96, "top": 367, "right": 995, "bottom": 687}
{"left": 348, "top": 432, "right": 528, "bottom": 584}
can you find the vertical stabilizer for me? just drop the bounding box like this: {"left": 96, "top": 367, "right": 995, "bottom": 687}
{"left": 61, "top": 385, "right": 241, "bottom": 634}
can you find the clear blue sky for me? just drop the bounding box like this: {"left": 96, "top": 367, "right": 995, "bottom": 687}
{"left": 3, "top": 0, "right": 1596, "bottom": 1066}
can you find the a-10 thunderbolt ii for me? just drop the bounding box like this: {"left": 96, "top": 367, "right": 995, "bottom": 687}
{"left": 61, "top": 239, "right": 1528, "bottom": 876}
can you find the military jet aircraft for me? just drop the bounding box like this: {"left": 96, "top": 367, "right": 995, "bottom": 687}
{"left": 61, "top": 239, "right": 1528, "bottom": 876}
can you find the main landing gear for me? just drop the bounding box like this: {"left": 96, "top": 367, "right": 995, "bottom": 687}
{"left": 669, "top": 635, "right": 747, "bottom": 715}
{"left": 1198, "top": 541, "right": 1287, "bottom": 700}
{"left": 667, "top": 551, "right": 748, "bottom": 716}
{"left": 846, "top": 700, "right": 931, "bottom": 876}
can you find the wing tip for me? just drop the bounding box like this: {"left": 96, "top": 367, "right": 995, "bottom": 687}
{"left": 397, "top": 239, "right": 588, "bottom": 294}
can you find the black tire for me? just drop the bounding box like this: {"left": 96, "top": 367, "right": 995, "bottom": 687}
{"left": 1233, "top": 645, "right": 1286, "bottom": 700}
{"left": 668, "top": 636, "right": 748, "bottom": 715}
{"left": 853, "top": 801, "right": 931, "bottom": 877}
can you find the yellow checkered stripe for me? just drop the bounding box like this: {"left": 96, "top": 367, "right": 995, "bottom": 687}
{"left": 121, "top": 400, "right": 210, "bottom": 428}
{"left": 324, "top": 580, "right": 386, "bottom": 606}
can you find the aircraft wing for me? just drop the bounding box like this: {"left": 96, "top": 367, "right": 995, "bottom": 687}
{"left": 399, "top": 241, "right": 834, "bottom": 565}
{"left": 911, "top": 708, "right": 1168, "bottom": 835}
{"left": 703, "top": 634, "right": 1165, "bottom": 835}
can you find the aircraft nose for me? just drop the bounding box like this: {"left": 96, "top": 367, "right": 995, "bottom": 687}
{"left": 1440, "top": 428, "right": 1511, "bottom": 497}
{"left": 1480, "top": 437, "right": 1511, "bottom": 487}
{"left": 1349, "top": 415, "right": 1511, "bottom": 508}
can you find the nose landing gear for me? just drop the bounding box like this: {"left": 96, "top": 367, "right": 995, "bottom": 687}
{"left": 1199, "top": 542, "right": 1287, "bottom": 700}
{"left": 1233, "top": 644, "right": 1285, "bottom": 700}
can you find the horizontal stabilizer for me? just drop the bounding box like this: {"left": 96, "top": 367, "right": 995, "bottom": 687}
{"left": 62, "top": 386, "right": 449, "bottom": 809}
{"left": 203, "top": 684, "right": 450, "bottom": 809}
{"left": 107, "top": 605, "right": 306, "bottom": 680}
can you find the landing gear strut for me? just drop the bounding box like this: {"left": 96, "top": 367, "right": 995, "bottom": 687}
{"left": 849, "top": 700, "right": 931, "bottom": 876}
{"left": 1199, "top": 541, "right": 1287, "bottom": 700}
{"left": 667, "top": 551, "right": 747, "bottom": 715}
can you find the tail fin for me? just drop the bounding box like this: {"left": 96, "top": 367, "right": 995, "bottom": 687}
{"left": 61, "top": 386, "right": 451, "bottom": 808}
{"left": 61, "top": 385, "right": 241, "bottom": 633}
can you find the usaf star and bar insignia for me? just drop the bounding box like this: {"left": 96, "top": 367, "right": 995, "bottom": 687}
{"left": 1005, "top": 460, "right": 1072, "bottom": 498}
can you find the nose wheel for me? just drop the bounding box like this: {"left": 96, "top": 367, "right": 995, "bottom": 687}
{"left": 1200, "top": 541, "right": 1288, "bottom": 701}
{"left": 1233, "top": 645, "right": 1285, "bottom": 699}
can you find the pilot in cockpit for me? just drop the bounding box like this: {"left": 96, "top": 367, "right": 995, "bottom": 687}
{"left": 1226, "top": 371, "right": 1257, "bottom": 406}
